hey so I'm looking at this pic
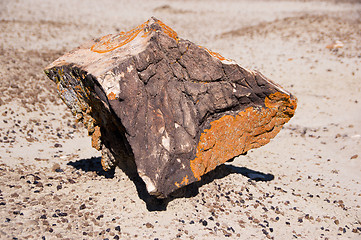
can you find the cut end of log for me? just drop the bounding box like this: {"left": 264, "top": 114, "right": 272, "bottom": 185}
{"left": 190, "top": 91, "right": 297, "bottom": 180}
{"left": 44, "top": 17, "right": 297, "bottom": 198}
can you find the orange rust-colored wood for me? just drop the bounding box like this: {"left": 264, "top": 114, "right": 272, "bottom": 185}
{"left": 156, "top": 20, "right": 178, "bottom": 41}
{"left": 107, "top": 92, "right": 116, "bottom": 100}
{"left": 91, "top": 19, "right": 178, "bottom": 53}
{"left": 174, "top": 175, "right": 189, "bottom": 188}
{"left": 91, "top": 125, "right": 102, "bottom": 151}
{"left": 199, "top": 46, "right": 228, "bottom": 61}
{"left": 190, "top": 92, "right": 297, "bottom": 180}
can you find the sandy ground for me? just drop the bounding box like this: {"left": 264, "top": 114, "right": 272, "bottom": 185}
{"left": 0, "top": 0, "right": 360, "bottom": 239}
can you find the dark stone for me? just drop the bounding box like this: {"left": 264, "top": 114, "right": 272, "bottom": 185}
{"left": 44, "top": 17, "right": 297, "bottom": 198}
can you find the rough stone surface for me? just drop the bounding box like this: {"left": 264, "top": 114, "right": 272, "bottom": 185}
{"left": 44, "top": 17, "right": 297, "bottom": 198}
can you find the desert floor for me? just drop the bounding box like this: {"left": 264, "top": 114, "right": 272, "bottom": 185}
{"left": 0, "top": 0, "right": 360, "bottom": 239}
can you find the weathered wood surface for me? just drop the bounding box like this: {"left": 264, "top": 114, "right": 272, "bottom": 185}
{"left": 44, "top": 17, "right": 297, "bottom": 198}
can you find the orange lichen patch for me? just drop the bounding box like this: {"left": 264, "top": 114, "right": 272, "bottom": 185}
{"left": 175, "top": 175, "right": 189, "bottom": 188}
{"left": 265, "top": 91, "right": 297, "bottom": 118}
{"left": 190, "top": 92, "right": 297, "bottom": 180}
{"left": 101, "top": 157, "right": 109, "bottom": 171}
{"left": 91, "top": 20, "right": 150, "bottom": 53}
{"left": 91, "top": 125, "right": 101, "bottom": 150}
{"left": 107, "top": 92, "right": 116, "bottom": 100}
{"left": 199, "top": 46, "right": 229, "bottom": 61}
{"left": 91, "top": 19, "right": 178, "bottom": 53}
{"left": 155, "top": 19, "right": 178, "bottom": 41}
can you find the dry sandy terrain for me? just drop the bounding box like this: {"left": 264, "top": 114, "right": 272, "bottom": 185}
{"left": 0, "top": 0, "right": 360, "bottom": 239}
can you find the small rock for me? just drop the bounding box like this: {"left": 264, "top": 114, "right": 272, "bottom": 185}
{"left": 35, "top": 182, "right": 43, "bottom": 187}
{"left": 10, "top": 193, "right": 19, "bottom": 198}
{"left": 68, "top": 179, "right": 76, "bottom": 184}
{"left": 145, "top": 222, "right": 154, "bottom": 228}
{"left": 54, "top": 143, "right": 62, "bottom": 148}
{"left": 52, "top": 163, "right": 61, "bottom": 172}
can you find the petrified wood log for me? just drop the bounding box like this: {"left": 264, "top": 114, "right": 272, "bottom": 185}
{"left": 44, "top": 17, "right": 297, "bottom": 198}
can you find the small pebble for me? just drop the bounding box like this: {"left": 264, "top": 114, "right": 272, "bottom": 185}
{"left": 68, "top": 179, "right": 76, "bottom": 184}
{"left": 145, "top": 222, "right": 154, "bottom": 228}
{"left": 54, "top": 143, "right": 62, "bottom": 148}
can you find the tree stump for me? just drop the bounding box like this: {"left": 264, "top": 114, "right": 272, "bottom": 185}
{"left": 44, "top": 17, "right": 297, "bottom": 198}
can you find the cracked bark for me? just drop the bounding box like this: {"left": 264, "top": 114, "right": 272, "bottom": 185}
{"left": 44, "top": 17, "right": 297, "bottom": 198}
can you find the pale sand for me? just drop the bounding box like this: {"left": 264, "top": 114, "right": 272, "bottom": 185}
{"left": 0, "top": 0, "right": 360, "bottom": 239}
